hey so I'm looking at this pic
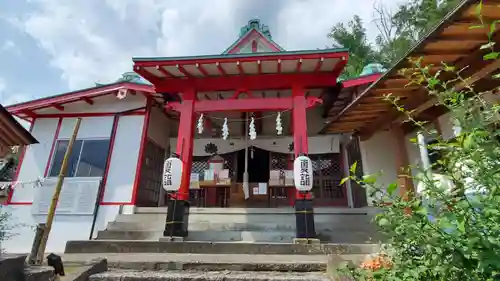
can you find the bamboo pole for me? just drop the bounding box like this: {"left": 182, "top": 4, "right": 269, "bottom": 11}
{"left": 36, "top": 118, "right": 82, "bottom": 264}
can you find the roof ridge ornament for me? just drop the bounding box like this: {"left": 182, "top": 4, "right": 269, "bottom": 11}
{"left": 239, "top": 19, "right": 272, "bottom": 39}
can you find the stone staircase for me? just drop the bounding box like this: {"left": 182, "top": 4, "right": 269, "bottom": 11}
{"left": 96, "top": 207, "right": 381, "bottom": 243}
{"left": 64, "top": 207, "right": 383, "bottom": 280}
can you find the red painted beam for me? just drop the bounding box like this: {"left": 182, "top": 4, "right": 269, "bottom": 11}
{"left": 53, "top": 104, "right": 64, "bottom": 111}
{"left": 165, "top": 96, "right": 322, "bottom": 112}
{"left": 313, "top": 58, "right": 324, "bottom": 72}
{"left": 216, "top": 62, "right": 227, "bottom": 76}
{"left": 157, "top": 65, "right": 173, "bottom": 78}
{"left": 82, "top": 97, "right": 94, "bottom": 105}
{"left": 197, "top": 64, "right": 210, "bottom": 77}
{"left": 236, "top": 61, "right": 244, "bottom": 75}
{"left": 296, "top": 59, "right": 303, "bottom": 72}
{"left": 155, "top": 72, "right": 339, "bottom": 92}
{"left": 177, "top": 64, "right": 192, "bottom": 77}
{"left": 7, "top": 82, "right": 154, "bottom": 114}
{"left": 135, "top": 51, "right": 348, "bottom": 68}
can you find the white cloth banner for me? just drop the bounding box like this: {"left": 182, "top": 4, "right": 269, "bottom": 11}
{"left": 170, "top": 136, "right": 340, "bottom": 157}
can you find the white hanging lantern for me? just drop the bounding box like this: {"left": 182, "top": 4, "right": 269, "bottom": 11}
{"left": 162, "top": 157, "right": 183, "bottom": 191}
{"left": 222, "top": 118, "right": 229, "bottom": 140}
{"left": 293, "top": 155, "right": 313, "bottom": 192}
{"left": 249, "top": 117, "right": 256, "bottom": 140}
{"left": 276, "top": 112, "right": 283, "bottom": 135}
{"left": 197, "top": 113, "right": 204, "bottom": 134}
{"left": 116, "top": 88, "right": 128, "bottom": 100}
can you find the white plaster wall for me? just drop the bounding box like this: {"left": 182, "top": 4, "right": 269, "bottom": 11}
{"left": 147, "top": 107, "right": 170, "bottom": 149}
{"left": 2, "top": 204, "right": 120, "bottom": 253}
{"left": 11, "top": 118, "right": 59, "bottom": 203}
{"left": 360, "top": 131, "right": 398, "bottom": 203}
{"left": 360, "top": 114, "right": 459, "bottom": 204}
{"left": 102, "top": 115, "right": 144, "bottom": 203}
{"left": 4, "top": 114, "right": 145, "bottom": 253}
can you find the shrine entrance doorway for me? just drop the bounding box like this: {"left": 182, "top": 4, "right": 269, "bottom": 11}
{"left": 236, "top": 147, "right": 271, "bottom": 208}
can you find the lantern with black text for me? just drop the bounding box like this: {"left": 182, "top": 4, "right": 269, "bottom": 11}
{"left": 162, "top": 157, "right": 183, "bottom": 191}
{"left": 293, "top": 155, "right": 313, "bottom": 192}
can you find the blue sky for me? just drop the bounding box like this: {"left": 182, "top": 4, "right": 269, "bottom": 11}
{"left": 0, "top": 0, "right": 403, "bottom": 107}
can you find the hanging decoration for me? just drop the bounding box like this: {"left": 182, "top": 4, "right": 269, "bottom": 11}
{"left": 222, "top": 118, "right": 229, "bottom": 140}
{"left": 197, "top": 113, "right": 204, "bottom": 134}
{"left": 276, "top": 112, "right": 283, "bottom": 135}
{"left": 249, "top": 117, "right": 256, "bottom": 140}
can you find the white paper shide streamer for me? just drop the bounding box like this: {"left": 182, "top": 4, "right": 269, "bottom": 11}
{"left": 222, "top": 118, "right": 229, "bottom": 140}
{"left": 197, "top": 113, "right": 204, "bottom": 134}
{"left": 249, "top": 117, "right": 256, "bottom": 140}
{"left": 276, "top": 112, "right": 283, "bottom": 135}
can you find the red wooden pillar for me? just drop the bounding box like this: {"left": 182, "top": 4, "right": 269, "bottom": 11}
{"left": 175, "top": 89, "right": 196, "bottom": 201}
{"left": 292, "top": 85, "right": 312, "bottom": 200}
{"left": 164, "top": 89, "right": 195, "bottom": 238}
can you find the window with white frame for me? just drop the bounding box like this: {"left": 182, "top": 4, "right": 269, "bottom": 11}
{"left": 48, "top": 139, "right": 111, "bottom": 178}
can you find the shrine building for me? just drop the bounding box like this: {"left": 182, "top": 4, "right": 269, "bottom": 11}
{"left": 1, "top": 12, "right": 481, "bottom": 253}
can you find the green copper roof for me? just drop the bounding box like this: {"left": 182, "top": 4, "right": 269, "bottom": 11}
{"left": 360, "top": 63, "right": 386, "bottom": 76}
{"left": 240, "top": 19, "right": 272, "bottom": 39}
{"left": 96, "top": 72, "right": 151, "bottom": 87}
{"left": 133, "top": 48, "right": 348, "bottom": 62}
{"left": 222, "top": 19, "right": 285, "bottom": 54}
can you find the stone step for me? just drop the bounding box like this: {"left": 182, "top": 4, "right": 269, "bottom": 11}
{"left": 108, "top": 219, "right": 376, "bottom": 232}
{"left": 134, "top": 207, "right": 376, "bottom": 215}
{"left": 97, "top": 229, "right": 381, "bottom": 243}
{"left": 113, "top": 215, "right": 375, "bottom": 230}
{"left": 61, "top": 252, "right": 349, "bottom": 272}
{"left": 89, "top": 270, "right": 333, "bottom": 281}
{"left": 65, "top": 241, "right": 380, "bottom": 255}
{"left": 97, "top": 230, "right": 297, "bottom": 242}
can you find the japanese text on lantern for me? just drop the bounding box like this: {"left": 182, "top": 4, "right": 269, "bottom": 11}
{"left": 300, "top": 159, "right": 310, "bottom": 186}
{"left": 164, "top": 160, "right": 172, "bottom": 186}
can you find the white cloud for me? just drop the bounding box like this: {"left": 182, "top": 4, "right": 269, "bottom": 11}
{"left": 12, "top": 0, "right": 406, "bottom": 92}
{"left": 0, "top": 78, "right": 30, "bottom": 106}
{"left": 0, "top": 78, "right": 5, "bottom": 94}
{"left": 2, "top": 40, "right": 15, "bottom": 51}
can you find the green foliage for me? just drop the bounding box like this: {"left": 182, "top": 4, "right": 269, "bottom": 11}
{"left": 336, "top": 3, "right": 500, "bottom": 281}
{"left": 328, "top": 15, "right": 381, "bottom": 79}
{"left": 0, "top": 206, "right": 13, "bottom": 252}
{"left": 0, "top": 155, "right": 18, "bottom": 181}
{"left": 329, "top": 0, "right": 460, "bottom": 76}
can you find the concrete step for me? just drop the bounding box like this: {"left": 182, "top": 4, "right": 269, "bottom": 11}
{"left": 89, "top": 270, "right": 333, "bottom": 281}
{"left": 97, "top": 228, "right": 381, "bottom": 243}
{"left": 134, "top": 207, "right": 376, "bottom": 215}
{"left": 97, "top": 230, "right": 161, "bottom": 240}
{"left": 61, "top": 252, "right": 348, "bottom": 272}
{"left": 107, "top": 220, "right": 376, "bottom": 232}
{"left": 65, "top": 241, "right": 381, "bottom": 255}
{"left": 97, "top": 230, "right": 295, "bottom": 242}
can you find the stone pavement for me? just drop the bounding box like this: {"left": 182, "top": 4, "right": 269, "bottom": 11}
{"left": 89, "top": 270, "right": 334, "bottom": 281}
